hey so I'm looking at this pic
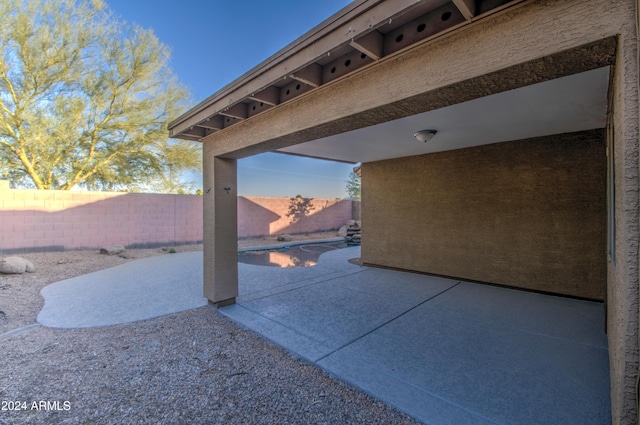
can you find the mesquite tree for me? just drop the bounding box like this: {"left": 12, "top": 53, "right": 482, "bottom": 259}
{"left": 0, "top": 0, "right": 200, "bottom": 192}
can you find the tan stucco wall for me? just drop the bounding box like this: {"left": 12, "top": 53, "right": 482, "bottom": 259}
{"left": 202, "top": 154, "right": 238, "bottom": 305}
{"left": 361, "top": 130, "right": 606, "bottom": 300}
{"left": 608, "top": 10, "right": 640, "bottom": 422}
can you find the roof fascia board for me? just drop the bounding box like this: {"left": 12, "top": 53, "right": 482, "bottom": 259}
{"left": 169, "top": 0, "right": 424, "bottom": 134}
{"left": 169, "top": 0, "right": 375, "bottom": 128}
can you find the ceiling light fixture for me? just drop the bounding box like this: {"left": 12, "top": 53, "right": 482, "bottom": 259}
{"left": 413, "top": 129, "right": 437, "bottom": 143}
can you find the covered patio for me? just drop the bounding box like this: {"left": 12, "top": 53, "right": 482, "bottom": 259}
{"left": 169, "top": 0, "right": 639, "bottom": 423}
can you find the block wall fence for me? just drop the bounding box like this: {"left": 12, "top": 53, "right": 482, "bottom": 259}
{"left": 0, "top": 185, "right": 357, "bottom": 254}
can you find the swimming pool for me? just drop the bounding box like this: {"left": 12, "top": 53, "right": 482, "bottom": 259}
{"left": 238, "top": 242, "right": 349, "bottom": 268}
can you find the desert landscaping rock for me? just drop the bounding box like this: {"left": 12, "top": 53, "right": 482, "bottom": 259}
{"left": 100, "top": 244, "right": 126, "bottom": 255}
{"left": 341, "top": 220, "right": 362, "bottom": 244}
{"left": 276, "top": 234, "right": 292, "bottom": 242}
{"left": 25, "top": 260, "right": 35, "bottom": 273}
{"left": 0, "top": 256, "right": 35, "bottom": 274}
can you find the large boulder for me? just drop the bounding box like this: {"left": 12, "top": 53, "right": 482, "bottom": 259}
{"left": 0, "top": 256, "right": 35, "bottom": 274}
{"left": 100, "top": 245, "right": 126, "bottom": 255}
{"left": 24, "top": 260, "right": 35, "bottom": 273}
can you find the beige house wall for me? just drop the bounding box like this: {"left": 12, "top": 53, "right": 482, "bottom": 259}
{"left": 196, "top": 0, "right": 639, "bottom": 421}
{"left": 361, "top": 130, "right": 607, "bottom": 300}
{"left": 608, "top": 15, "right": 640, "bottom": 423}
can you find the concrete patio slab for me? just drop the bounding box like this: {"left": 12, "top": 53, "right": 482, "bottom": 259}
{"left": 37, "top": 252, "right": 206, "bottom": 328}
{"left": 221, "top": 247, "right": 611, "bottom": 425}
{"left": 426, "top": 282, "right": 608, "bottom": 348}
{"left": 318, "top": 296, "right": 609, "bottom": 425}
{"left": 231, "top": 268, "right": 458, "bottom": 361}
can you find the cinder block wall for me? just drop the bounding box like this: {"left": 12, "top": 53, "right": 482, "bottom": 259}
{"left": 362, "top": 129, "right": 606, "bottom": 300}
{"left": 237, "top": 196, "right": 353, "bottom": 238}
{"left": 0, "top": 191, "right": 203, "bottom": 254}
{"left": 0, "top": 191, "right": 353, "bottom": 253}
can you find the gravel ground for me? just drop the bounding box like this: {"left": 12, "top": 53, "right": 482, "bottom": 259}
{"left": 0, "top": 235, "right": 419, "bottom": 425}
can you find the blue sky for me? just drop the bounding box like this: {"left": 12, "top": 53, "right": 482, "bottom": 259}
{"left": 105, "top": 0, "right": 355, "bottom": 198}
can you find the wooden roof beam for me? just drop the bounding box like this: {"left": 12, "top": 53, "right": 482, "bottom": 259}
{"left": 248, "top": 86, "right": 280, "bottom": 106}
{"left": 290, "top": 63, "right": 323, "bottom": 88}
{"left": 219, "top": 103, "right": 248, "bottom": 119}
{"left": 350, "top": 30, "right": 384, "bottom": 60}
{"left": 198, "top": 115, "right": 224, "bottom": 130}
{"left": 452, "top": 0, "right": 475, "bottom": 20}
{"left": 177, "top": 134, "right": 202, "bottom": 142}
{"left": 182, "top": 126, "right": 207, "bottom": 138}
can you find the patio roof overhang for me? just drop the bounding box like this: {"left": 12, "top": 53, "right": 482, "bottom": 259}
{"left": 277, "top": 66, "right": 610, "bottom": 163}
{"left": 168, "top": 0, "right": 529, "bottom": 144}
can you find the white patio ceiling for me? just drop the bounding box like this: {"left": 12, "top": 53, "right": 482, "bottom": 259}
{"left": 276, "top": 66, "right": 610, "bottom": 164}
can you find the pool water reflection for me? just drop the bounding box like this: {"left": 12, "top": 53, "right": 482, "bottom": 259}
{"left": 238, "top": 242, "right": 349, "bottom": 268}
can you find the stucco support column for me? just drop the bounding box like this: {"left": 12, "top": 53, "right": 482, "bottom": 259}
{"left": 202, "top": 153, "right": 238, "bottom": 307}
